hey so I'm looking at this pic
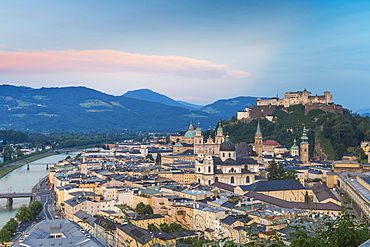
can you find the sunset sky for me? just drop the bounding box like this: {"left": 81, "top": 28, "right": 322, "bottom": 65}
{"left": 1, "top": 0, "right": 370, "bottom": 111}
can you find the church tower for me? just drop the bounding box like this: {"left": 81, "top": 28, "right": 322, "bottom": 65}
{"left": 140, "top": 139, "right": 148, "bottom": 157}
{"left": 194, "top": 121, "right": 204, "bottom": 154}
{"left": 215, "top": 122, "right": 225, "bottom": 145}
{"left": 300, "top": 126, "right": 309, "bottom": 163}
{"left": 290, "top": 138, "right": 299, "bottom": 157}
{"left": 254, "top": 121, "right": 263, "bottom": 163}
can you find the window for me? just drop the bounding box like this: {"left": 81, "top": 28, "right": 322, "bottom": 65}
{"left": 246, "top": 176, "right": 250, "bottom": 183}
{"left": 215, "top": 177, "right": 219, "bottom": 182}
{"left": 230, "top": 177, "right": 235, "bottom": 184}
{"left": 208, "top": 166, "right": 211, "bottom": 173}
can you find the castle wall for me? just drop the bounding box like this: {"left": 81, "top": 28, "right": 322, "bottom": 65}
{"left": 305, "top": 104, "right": 343, "bottom": 115}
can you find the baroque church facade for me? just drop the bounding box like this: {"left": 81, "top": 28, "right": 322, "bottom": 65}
{"left": 194, "top": 124, "right": 261, "bottom": 186}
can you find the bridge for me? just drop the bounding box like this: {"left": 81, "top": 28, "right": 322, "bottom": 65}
{"left": 0, "top": 192, "right": 34, "bottom": 206}
{"left": 24, "top": 163, "right": 50, "bottom": 170}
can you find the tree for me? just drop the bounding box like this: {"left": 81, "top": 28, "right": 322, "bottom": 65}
{"left": 29, "top": 201, "right": 43, "bottom": 219}
{"left": 290, "top": 204, "right": 370, "bottom": 247}
{"left": 155, "top": 153, "right": 162, "bottom": 164}
{"left": 15, "top": 205, "right": 33, "bottom": 222}
{"left": 145, "top": 154, "right": 154, "bottom": 161}
{"left": 159, "top": 223, "right": 170, "bottom": 233}
{"left": 135, "top": 202, "right": 153, "bottom": 215}
{"left": 148, "top": 223, "right": 159, "bottom": 232}
{"left": 278, "top": 163, "right": 285, "bottom": 179}
{"left": 0, "top": 229, "right": 11, "bottom": 244}
{"left": 267, "top": 160, "right": 280, "bottom": 180}
{"left": 3, "top": 218, "right": 18, "bottom": 235}
{"left": 283, "top": 169, "right": 297, "bottom": 180}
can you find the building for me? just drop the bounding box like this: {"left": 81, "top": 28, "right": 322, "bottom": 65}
{"left": 254, "top": 121, "right": 263, "bottom": 163}
{"left": 195, "top": 135, "right": 258, "bottom": 186}
{"left": 332, "top": 160, "right": 363, "bottom": 173}
{"left": 235, "top": 179, "right": 312, "bottom": 202}
{"left": 300, "top": 127, "right": 309, "bottom": 163}
{"left": 15, "top": 219, "right": 105, "bottom": 247}
{"left": 257, "top": 89, "right": 333, "bottom": 108}
{"left": 171, "top": 122, "right": 225, "bottom": 155}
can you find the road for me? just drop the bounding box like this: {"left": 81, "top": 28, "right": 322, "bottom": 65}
{"left": 34, "top": 178, "right": 56, "bottom": 220}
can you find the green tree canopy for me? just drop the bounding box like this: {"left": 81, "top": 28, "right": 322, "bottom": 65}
{"left": 15, "top": 205, "right": 33, "bottom": 222}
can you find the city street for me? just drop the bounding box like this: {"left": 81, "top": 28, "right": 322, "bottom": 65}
{"left": 34, "top": 178, "right": 56, "bottom": 220}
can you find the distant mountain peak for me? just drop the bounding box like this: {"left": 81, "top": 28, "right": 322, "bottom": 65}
{"left": 123, "top": 88, "right": 202, "bottom": 110}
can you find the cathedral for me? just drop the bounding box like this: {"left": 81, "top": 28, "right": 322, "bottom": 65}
{"left": 171, "top": 122, "right": 225, "bottom": 155}
{"left": 194, "top": 125, "right": 261, "bottom": 186}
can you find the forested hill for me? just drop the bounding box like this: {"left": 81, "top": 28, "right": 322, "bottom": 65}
{"left": 222, "top": 105, "right": 370, "bottom": 160}
{"left": 0, "top": 85, "right": 221, "bottom": 132}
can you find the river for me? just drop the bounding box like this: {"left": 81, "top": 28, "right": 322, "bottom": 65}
{"left": 0, "top": 152, "right": 79, "bottom": 229}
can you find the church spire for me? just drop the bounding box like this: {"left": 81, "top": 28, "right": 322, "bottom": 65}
{"left": 196, "top": 121, "right": 202, "bottom": 131}
{"left": 301, "top": 126, "right": 309, "bottom": 144}
{"left": 256, "top": 120, "right": 262, "bottom": 135}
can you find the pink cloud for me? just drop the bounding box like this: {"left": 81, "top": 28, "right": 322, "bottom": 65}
{"left": 0, "top": 49, "right": 251, "bottom": 79}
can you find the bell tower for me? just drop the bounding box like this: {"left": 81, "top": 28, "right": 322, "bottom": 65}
{"left": 194, "top": 121, "right": 203, "bottom": 154}
{"left": 300, "top": 126, "right": 309, "bottom": 163}
{"left": 254, "top": 120, "right": 263, "bottom": 163}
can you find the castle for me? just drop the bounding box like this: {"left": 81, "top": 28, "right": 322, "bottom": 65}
{"left": 257, "top": 89, "right": 333, "bottom": 107}
{"left": 237, "top": 89, "right": 343, "bottom": 122}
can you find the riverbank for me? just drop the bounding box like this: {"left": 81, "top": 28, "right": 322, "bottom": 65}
{"left": 0, "top": 152, "right": 57, "bottom": 179}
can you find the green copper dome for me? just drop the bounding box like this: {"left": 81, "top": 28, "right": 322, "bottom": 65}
{"left": 184, "top": 122, "right": 196, "bottom": 138}
{"left": 290, "top": 139, "right": 299, "bottom": 150}
{"left": 217, "top": 122, "right": 223, "bottom": 132}
{"left": 196, "top": 121, "right": 202, "bottom": 132}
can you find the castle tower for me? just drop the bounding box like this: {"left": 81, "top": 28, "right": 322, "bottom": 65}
{"left": 215, "top": 122, "right": 225, "bottom": 145}
{"left": 324, "top": 91, "right": 332, "bottom": 105}
{"left": 254, "top": 121, "right": 263, "bottom": 163}
{"left": 290, "top": 138, "right": 299, "bottom": 157}
{"left": 300, "top": 126, "right": 309, "bottom": 163}
{"left": 193, "top": 121, "right": 204, "bottom": 154}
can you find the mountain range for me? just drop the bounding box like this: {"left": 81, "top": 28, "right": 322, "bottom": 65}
{"left": 0, "top": 85, "right": 261, "bottom": 132}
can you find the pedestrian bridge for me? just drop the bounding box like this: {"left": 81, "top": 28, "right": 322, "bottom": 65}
{"left": 0, "top": 192, "right": 34, "bottom": 206}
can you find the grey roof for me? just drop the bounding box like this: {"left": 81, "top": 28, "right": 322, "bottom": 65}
{"left": 211, "top": 181, "right": 236, "bottom": 192}
{"left": 116, "top": 223, "right": 153, "bottom": 245}
{"left": 238, "top": 179, "right": 305, "bottom": 192}
{"left": 245, "top": 191, "right": 341, "bottom": 211}
{"left": 15, "top": 219, "right": 105, "bottom": 247}
{"left": 312, "top": 183, "right": 339, "bottom": 203}
{"left": 73, "top": 210, "right": 96, "bottom": 227}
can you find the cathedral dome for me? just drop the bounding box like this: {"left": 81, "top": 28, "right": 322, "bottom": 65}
{"left": 220, "top": 135, "right": 235, "bottom": 151}
{"left": 184, "top": 130, "right": 196, "bottom": 138}
{"left": 184, "top": 122, "right": 196, "bottom": 138}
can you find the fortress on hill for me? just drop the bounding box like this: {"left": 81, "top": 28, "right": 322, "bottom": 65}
{"left": 257, "top": 89, "right": 332, "bottom": 107}
{"left": 237, "top": 89, "right": 343, "bottom": 122}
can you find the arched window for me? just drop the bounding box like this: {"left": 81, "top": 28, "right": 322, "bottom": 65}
{"left": 228, "top": 153, "right": 231, "bottom": 157}
{"left": 208, "top": 180, "right": 211, "bottom": 185}
{"left": 246, "top": 176, "right": 250, "bottom": 183}
{"left": 230, "top": 176, "right": 235, "bottom": 184}
{"left": 198, "top": 178, "right": 201, "bottom": 183}
{"left": 198, "top": 167, "right": 201, "bottom": 172}
{"left": 208, "top": 166, "right": 211, "bottom": 173}
{"left": 230, "top": 168, "right": 235, "bottom": 173}
{"left": 223, "top": 153, "right": 225, "bottom": 157}
{"left": 215, "top": 177, "right": 219, "bottom": 182}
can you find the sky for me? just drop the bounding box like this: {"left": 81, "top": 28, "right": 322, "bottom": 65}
{"left": 1, "top": 0, "right": 370, "bottom": 111}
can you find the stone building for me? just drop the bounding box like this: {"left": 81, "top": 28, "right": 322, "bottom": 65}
{"left": 195, "top": 136, "right": 258, "bottom": 186}
{"left": 257, "top": 89, "right": 333, "bottom": 107}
